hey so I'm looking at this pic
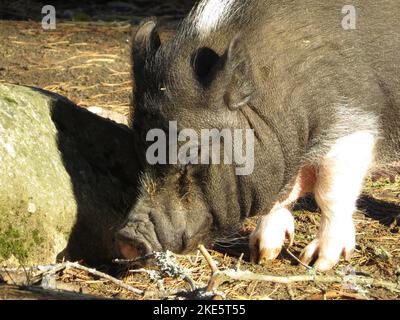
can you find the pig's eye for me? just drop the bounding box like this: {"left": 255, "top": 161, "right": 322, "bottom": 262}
{"left": 191, "top": 47, "right": 220, "bottom": 86}
{"left": 177, "top": 165, "right": 190, "bottom": 198}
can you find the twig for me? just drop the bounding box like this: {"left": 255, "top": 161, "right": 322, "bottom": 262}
{"left": 235, "top": 253, "right": 244, "bottom": 272}
{"left": 198, "top": 245, "right": 219, "bottom": 273}
{"left": 30, "top": 263, "right": 71, "bottom": 285}
{"left": 283, "top": 247, "right": 313, "bottom": 270}
{"left": 186, "top": 250, "right": 201, "bottom": 266}
{"left": 31, "top": 262, "right": 144, "bottom": 296}
{"left": 112, "top": 253, "right": 156, "bottom": 266}
{"left": 207, "top": 269, "right": 400, "bottom": 293}
{"left": 115, "top": 252, "right": 197, "bottom": 292}
{"left": 0, "top": 261, "right": 33, "bottom": 286}
{"left": 2, "top": 268, "right": 18, "bottom": 286}
{"left": 20, "top": 265, "right": 32, "bottom": 285}
{"left": 0, "top": 265, "right": 59, "bottom": 273}
{"left": 198, "top": 245, "right": 225, "bottom": 298}
{"left": 68, "top": 262, "right": 145, "bottom": 295}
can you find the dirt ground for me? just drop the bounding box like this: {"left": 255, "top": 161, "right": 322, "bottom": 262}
{"left": 0, "top": 15, "right": 399, "bottom": 300}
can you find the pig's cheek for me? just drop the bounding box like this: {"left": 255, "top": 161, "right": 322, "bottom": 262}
{"left": 249, "top": 208, "right": 295, "bottom": 263}
{"left": 300, "top": 220, "right": 356, "bottom": 272}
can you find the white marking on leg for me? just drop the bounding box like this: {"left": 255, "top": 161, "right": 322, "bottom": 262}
{"left": 301, "top": 131, "right": 376, "bottom": 271}
{"left": 194, "top": 0, "right": 235, "bottom": 35}
{"left": 249, "top": 165, "right": 316, "bottom": 263}
{"left": 249, "top": 208, "right": 295, "bottom": 262}
{"left": 271, "top": 165, "right": 316, "bottom": 211}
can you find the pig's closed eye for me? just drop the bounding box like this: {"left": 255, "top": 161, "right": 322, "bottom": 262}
{"left": 191, "top": 47, "right": 220, "bottom": 86}
{"left": 177, "top": 165, "right": 190, "bottom": 198}
{"left": 179, "top": 164, "right": 188, "bottom": 177}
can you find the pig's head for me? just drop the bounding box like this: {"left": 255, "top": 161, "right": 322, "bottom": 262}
{"left": 116, "top": 21, "right": 286, "bottom": 259}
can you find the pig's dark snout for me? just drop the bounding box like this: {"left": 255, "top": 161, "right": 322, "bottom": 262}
{"left": 117, "top": 238, "right": 142, "bottom": 260}
{"left": 115, "top": 225, "right": 154, "bottom": 260}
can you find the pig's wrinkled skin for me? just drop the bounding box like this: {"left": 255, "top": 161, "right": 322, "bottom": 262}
{"left": 116, "top": 0, "right": 400, "bottom": 271}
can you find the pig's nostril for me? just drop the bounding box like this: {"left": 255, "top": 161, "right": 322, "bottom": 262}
{"left": 117, "top": 239, "right": 142, "bottom": 260}
{"left": 116, "top": 230, "right": 151, "bottom": 260}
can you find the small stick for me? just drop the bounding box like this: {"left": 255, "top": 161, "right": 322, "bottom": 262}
{"left": 32, "top": 262, "right": 144, "bottom": 296}
{"left": 115, "top": 252, "right": 197, "bottom": 292}
{"left": 208, "top": 269, "right": 400, "bottom": 293}
{"left": 198, "top": 245, "right": 219, "bottom": 274}
{"left": 186, "top": 250, "right": 201, "bottom": 266}
{"left": 283, "top": 247, "right": 313, "bottom": 270}
{"left": 112, "top": 253, "right": 156, "bottom": 265}
{"left": 3, "top": 269, "right": 18, "bottom": 286}
{"left": 30, "top": 263, "right": 70, "bottom": 285}
{"left": 198, "top": 245, "right": 224, "bottom": 298}
{"left": 236, "top": 253, "right": 244, "bottom": 272}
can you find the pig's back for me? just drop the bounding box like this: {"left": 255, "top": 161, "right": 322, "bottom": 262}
{"left": 247, "top": 0, "right": 400, "bottom": 162}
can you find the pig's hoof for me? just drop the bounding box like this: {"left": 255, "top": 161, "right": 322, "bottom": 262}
{"left": 249, "top": 208, "right": 295, "bottom": 264}
{"left": 299, "top": 231, "right": 355, "bottom": 272}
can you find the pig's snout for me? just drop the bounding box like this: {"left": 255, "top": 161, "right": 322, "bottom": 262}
{"left": 115, "top": 217, "right": 162, "bottom": 260}
{"left": 116, "top": 232, "right": 148, "bottom": 260}
{"left": 117, "top": 238, "right": 142, "bottom": 260}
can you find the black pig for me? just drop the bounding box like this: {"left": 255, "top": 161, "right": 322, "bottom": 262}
{"left": 116, "top": 0, "right": 400, "bottom": 271}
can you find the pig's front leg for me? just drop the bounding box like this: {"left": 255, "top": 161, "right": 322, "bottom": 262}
{"left": 300, "top": 132, "right": 376, "bottom": 271}
{"left": 249, "top": 207, "right": 295, "bottom": 262}
{"left": 250, "top": 166, "right": 315, "bottom": 263}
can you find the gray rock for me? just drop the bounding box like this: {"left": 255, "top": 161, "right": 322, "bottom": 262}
{"left": 0, "top": 83, "right": 139, "bottom": 267}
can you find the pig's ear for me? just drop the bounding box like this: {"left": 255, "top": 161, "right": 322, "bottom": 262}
{"left": 222, "top": 35, "right": 255, "bottom": 110}
{"left": 132, "top": 20, "right": 161, "bottom": 71}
